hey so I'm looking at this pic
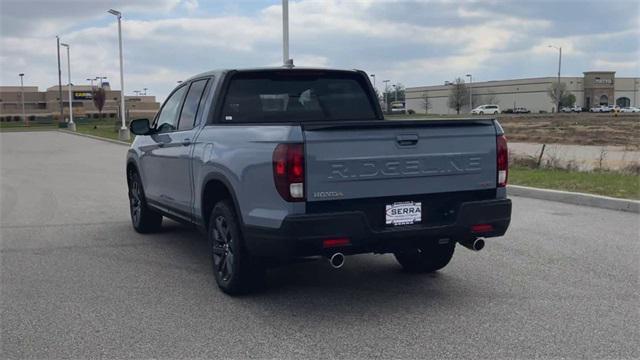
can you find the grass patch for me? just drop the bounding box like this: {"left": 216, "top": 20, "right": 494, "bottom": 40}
{"left": 75, "top": 120, "right": 131, "bottom": 142}
{"left": 510, "top": 166, "right": 640, "bottom": 200}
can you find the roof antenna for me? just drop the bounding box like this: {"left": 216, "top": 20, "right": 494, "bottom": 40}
{"left": 282, "top": 0, "right": 294, "bottom": 68}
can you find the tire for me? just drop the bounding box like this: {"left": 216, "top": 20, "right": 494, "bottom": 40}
{"left": 479, "top": 111, "right": 484, "bottom": 115}
{"left": 208, "top": 200, "right": 265, "bottom": 295}
{"left": 394, "top": 241, "right": 455, "bottom": 273}
{"left": 493, "top": 111, "right": 498, "bottom": 115}
{"left": 127, "top": 169, "right": 162, "bottom": 233}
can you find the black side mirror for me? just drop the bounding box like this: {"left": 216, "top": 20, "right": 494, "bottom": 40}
{"left": 129, "top": 118, "right": 153, "bottom": 135}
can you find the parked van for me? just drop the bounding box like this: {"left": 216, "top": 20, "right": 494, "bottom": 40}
{"left": 471, "top": 105, "right": 500, "bottom": 115}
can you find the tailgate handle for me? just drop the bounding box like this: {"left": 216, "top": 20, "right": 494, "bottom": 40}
{"left": 396, "top": 134, "right": 419, "bottom": 146}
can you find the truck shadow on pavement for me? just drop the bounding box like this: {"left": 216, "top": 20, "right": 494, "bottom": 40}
{"left": 149, "top": 221, "right": 471, "bottom": 308}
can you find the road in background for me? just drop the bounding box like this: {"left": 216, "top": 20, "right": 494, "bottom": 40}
{"left": 1, "top": 132, "right": 638, "bottom": 359}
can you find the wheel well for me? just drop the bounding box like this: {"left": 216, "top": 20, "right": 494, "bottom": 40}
{"left": 202, "top": 180, "right": 233, "bottom": 229}
{"left": 126, "top": 162, "right": 138, "bottom": 186}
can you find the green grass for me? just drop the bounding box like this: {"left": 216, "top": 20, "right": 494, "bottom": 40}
{"left": 510, "top": 166, "right": 640, "bottom": 200}
{"left": 0, "top": 122, "right": 58, "bottom": 131}
{"left": 75, "top": 120, "right": 131, "bottom": 142}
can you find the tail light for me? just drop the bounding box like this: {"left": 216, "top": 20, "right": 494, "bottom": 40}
{"left": 497, "top": 134, "right": 508, "bottom": 187}
{"left": 273, "top": 143, "right": 305, "bottom": 202}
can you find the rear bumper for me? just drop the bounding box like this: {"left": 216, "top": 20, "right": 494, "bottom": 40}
{"left": 244, "top": 199, "right": 511, "bottom": 258}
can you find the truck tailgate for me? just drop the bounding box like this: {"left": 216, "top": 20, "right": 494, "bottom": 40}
{"left": 303, "top": 120, "right": 498, "bottom": 202}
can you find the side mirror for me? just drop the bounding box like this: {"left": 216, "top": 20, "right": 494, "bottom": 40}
{"left": 129, "top": 118, "right": 153, "bottom": 135}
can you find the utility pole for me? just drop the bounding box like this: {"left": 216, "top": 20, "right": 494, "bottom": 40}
{"left": 548, "top": 45, "right": 562, "bottom": 112}
{"left": 143, "top": 87, "right": 148, "bottom": 96}
{"left": 466, "top": 74, "right": 473, "bottom": 110}
{"left": 56, "top": 36, "right": 64, "bottom": 123}
{"left": 108, "top": 9, "right": 129, "bottom": 140}
{"left": 19, "top": 73, "right": 27, "bottom": 126}
{"left": 382, "top": 79, "right": 390, "bottom": 112}
{"left": 282, "top": 0, "right": 292, "bottom": 67}
{"left": 60, "top": 43, "right": 75, "bottom": 131}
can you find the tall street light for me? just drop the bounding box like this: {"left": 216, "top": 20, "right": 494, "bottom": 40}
{"left": 56, "top": 36, "right": 64, "bottom": 123}
{"left": 282, "top": 0, "right": 292, "bottom": 67}
{"left": 109, "top": 8, "right": 129, "bottom": 140}
{"left": 87, "top": 78, "right": 95, "bottom": 89}
{"left": 369, "top": 74, "right": 376, "bottom": 90}
{"left": 19, "top": 73, "right": 27, "bottom": 127}
{"left": 60, "top": 43, "right": 76, "bottom": 131}
{"left": 548, "top": 45, "right": 562, "bottom": 112}
{"left": 143, "top": 87, "right": 148, "bottom": 96}
{"left": 465, "top": 74, "right": 473, "bottom": 111}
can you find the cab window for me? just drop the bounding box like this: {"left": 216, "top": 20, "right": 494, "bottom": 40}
{"left": 155, "top": 85, "right": 188, "bottom": 133}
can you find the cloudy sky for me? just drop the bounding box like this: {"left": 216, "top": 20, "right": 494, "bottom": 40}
{"left": 1, "top": 0, "right": 638, "bottom": 100}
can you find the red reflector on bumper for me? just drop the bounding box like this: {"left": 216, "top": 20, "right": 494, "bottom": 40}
{"left": 322, "top": 238, "right": 350, "bottom": 248}
{"left": 471, "top": 224, "right": 494, "bottom": 233}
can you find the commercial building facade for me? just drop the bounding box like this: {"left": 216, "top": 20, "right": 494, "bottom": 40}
{"left": 0, "top": 83, "right": 160, "bottom": 122}
{"left": 406, "top": 71, "right": 639, "bottom": 115}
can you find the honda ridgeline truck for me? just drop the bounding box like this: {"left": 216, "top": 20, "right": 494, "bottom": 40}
{"left": 126, "top": 68, "right": 512, "bottom": 294}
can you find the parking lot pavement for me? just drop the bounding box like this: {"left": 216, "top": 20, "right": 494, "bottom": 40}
{"left": 2, "top": 131, "right": 639, "bottom": 359}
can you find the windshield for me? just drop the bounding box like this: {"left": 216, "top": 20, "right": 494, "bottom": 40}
{"left": 221, "top": 70, "right": 378, "bottom": 122}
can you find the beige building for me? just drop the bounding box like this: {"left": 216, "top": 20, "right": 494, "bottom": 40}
{"left": 406, "top": 71, "right": 639, "bottom": 114}
{"left": 0, "top": 84, "right": 160, "bottom": 123}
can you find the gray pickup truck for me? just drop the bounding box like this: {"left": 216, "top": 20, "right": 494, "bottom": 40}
{"left": 126, "top": 67, "right": 511, "bottom": 294}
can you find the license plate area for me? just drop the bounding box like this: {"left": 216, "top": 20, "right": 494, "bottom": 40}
{"left": 385, "top": 201, "right": 422, "bottom": 226}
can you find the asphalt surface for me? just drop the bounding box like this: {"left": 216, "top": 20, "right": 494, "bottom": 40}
{"left": 1, "top": 131, "right": 638, "bottom": 359}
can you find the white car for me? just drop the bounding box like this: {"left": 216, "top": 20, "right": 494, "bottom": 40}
{"left": 607, "top": 104, "right": 621, "bottom": 112}
{"left": 620, "top": 106, "right": 640, "bottom": 113}
{"left": 589, "top": 105, "right": 610, "bottom": 113}
{"left": 560, "top": 107, "right": 572, "bottom": 113}
{"left": 471, "top": 104, "right": 500, "bottom": 115}
{"left": 570, "top": 105, "right": 582, "bottom": 112}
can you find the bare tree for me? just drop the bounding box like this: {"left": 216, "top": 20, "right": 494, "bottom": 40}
{"left": 480, "top": 92, "right": 500, "bottom": 105}
{"left": 547, "top": 82, "right": 568, "bottom": 112}
{"left": 92, "top": 87, "right": 106, "bottom": 121}
{"left": 423, "top": 92, "right": 431, "bottom": 114}
{"left": 447, "top": 78, "right": 469, "bottom": 114}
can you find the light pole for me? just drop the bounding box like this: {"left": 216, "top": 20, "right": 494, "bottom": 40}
{"left": 60, "top": 43, "right": 75, "bottom": 131}
{"left": 87, "top": 78, "right": 95, "bottom": 89}
{"left": 382, "top": 79, "right": 390, "bottom": 112}
{"left": 97, "top": 76, "right": 107, "bottom": 87}
{"left": 143, "top": 87, "right": 148, "bottom": 96}
{"left": 514, "top": 87, "right": 519, "bottom": 110}
{"left": 369, "top": 74, "right": 376, "bottom": 89}
{"left": 19, "top": 73, "right": 27, "bottom": 127}
{"left": 548, "top": 45, "right": 562, "bottom": 112}
{"left": 465, "top": 74, "right": 472, "bottom": 111}
{"left": 56, "top": 36, "right": 64, "bottom": 123}
{"left": 282, "top": 0, "right": 292, "bottom": 67}
{"left": 108, "top": 9, "right": 129, "bottom": 140}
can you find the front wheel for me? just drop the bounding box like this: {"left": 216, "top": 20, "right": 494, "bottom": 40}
{"left": 479, "top": 111, "right": 484, "bottom": 115}
{"left": 208, "top": 200, "right": 265, "bottom": 295}
{"left": 394, "top": 241, "right": 455, "bottom": 273}
{"left": 128, "top": 170, "right": 162, "bottom": 233}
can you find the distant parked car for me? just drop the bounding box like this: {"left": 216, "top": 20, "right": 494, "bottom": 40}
{"left": 501, "top": 109, "right": 513, "bottom": 114}
{"left": 589, "top": 105, "right": 610, "bottom": 113}
{"left": 471, "top": 104, "right": 500, "bottom": 115}
{"left": 620, "top": 106, "right": 640, "bottom": 113}
{"left": 607, "top": 104, "right": 620, "bottom": 112}
{"left": 513, "top": 107, "right": 530, "bottom": 114}
{"left": 570, "top": 105, "right": 582, "bottom": 112}
{"left": 560, "top": 107, "right": 572, "bottom": 113}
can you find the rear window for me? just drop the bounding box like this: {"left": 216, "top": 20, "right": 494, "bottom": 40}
{"left": 220, "top": 71, "right": 377, "bottom": 122}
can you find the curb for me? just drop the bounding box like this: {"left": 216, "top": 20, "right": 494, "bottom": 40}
{"left": 58, "top": 129, "right": 130, "bottom": 147}
{"left": 55, "top": 130, "right": 638, "bottom": 213}
{"left": 508, "top": 185, "right": 639, "bottom": 213}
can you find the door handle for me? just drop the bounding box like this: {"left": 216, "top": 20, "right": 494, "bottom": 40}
{"left": 182, "top": 139, "right": 192, "bottom": 146}
{"left": 396, "top": 134, "right": 419, "bottom": 146}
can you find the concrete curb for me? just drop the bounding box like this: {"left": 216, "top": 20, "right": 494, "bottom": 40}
{"left": 508, "top": 185, "right": 640, "bottom": 213}
{"left": 57, "top": 129, "right": 130, "bottom": 147}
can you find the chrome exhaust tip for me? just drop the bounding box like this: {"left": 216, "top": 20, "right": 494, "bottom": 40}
{"left": 458, "top": 238, "right": 485, "bottom": 251}
{"left": 329, "top": 252, "right": 345, "bottom": 269}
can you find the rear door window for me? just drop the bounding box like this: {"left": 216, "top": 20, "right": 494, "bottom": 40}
{"left": 220, "top": 71, "right": 377, "bottom": 123}
{"left": 178, "top": 79, "right": 209, "bottom": 131}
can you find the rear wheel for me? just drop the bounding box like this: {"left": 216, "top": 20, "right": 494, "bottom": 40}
{"left": 209, "top": 200, "right": 265, "bottom": 295}
{"left": 394, "top": 241, "right": 455, "bottom": 273}
{"left": 127, "top": 169, "right": 162, "bottom": 233}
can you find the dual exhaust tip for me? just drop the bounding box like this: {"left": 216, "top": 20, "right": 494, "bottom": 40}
{"left": 328, "top": 238, "right": 484, "bottom": 269}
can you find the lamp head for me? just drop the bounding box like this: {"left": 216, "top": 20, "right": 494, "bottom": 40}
{"left": 108, "top": 9, "right": 121, "bottom": 17}
{"left": 60, "top": 43, "right": 69, "bottom": 48}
